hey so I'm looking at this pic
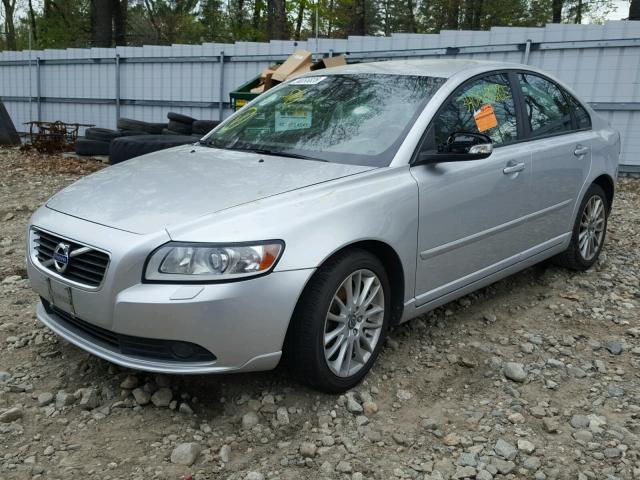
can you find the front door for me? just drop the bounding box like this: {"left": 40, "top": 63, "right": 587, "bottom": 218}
{"left": 411, "top": 72, "right": 535, "bottom": 305}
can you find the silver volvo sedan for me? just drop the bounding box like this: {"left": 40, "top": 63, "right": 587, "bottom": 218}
{"left": 26, "top": 59, "right": 620, "bottom": 392}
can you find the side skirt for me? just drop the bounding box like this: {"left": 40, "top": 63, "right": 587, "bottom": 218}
{"left": 401, "top": 233, "right": 571, "bottom": 323}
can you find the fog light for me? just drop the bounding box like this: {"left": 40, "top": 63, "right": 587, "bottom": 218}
{"left": 171, "top": 341, "right": 195, "bottom": 359}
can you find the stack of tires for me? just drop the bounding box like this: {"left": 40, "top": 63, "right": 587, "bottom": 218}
{"left": 76, "top": 119, "right": 167, "bottom": 156}
{"left": 75, "top": 112, "right": 221, "bottom": 164}
{"left": 192, "top": 119, "right": 220, "bottom": 137}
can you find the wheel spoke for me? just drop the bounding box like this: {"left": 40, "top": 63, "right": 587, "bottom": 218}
{"left": 363, "top": 316, "right": 383, "bottom": 330}
{"left": 344, "top": 279, "right": 354, "bottom": 308}
{"left": 352, "top": 271, "right": 362, "bottom": 307}
{"left": 331, "top": 336, "right": 350, "bottom": 374}
{"left": 360, "top": 283, "right": 381, "bottom": 311}
{"left": 353, "top": 337, "right": 366, "bottom": 364}
{"left": 327, "top": 312, "right": 347, "bottom": 324}
{"left": 357, "top": 276, "right": 375, "bottom": 308}
{"left": 344, "top": 337, "right": 355, "bottom": 375}
{"left": 360, "top": 333, "right": 374, "bottom": 353}
{"left": 580, "top": 235, "right": 590, "bottom": 258}
{"left": 333, "top": 296, "right": 348, "bottom": 315}
{"left": 324, "top": 325, "right": 345, "bottom": 345}
{"left": 326, "top": 334, "right": 346, "bottom": 359}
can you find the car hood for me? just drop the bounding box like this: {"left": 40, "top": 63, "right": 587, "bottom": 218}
{"left": 46, "top": 145, "right": 374, "bottom": 234}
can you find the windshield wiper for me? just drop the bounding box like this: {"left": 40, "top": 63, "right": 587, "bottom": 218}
{"left": 198, "top": 140, "right": 327, "bottom": 162}
{"left": 238, "top": 147, "right": 327, "bottom": 162}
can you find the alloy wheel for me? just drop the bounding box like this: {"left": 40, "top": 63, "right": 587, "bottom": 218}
{"left": 323, "top": 269, "right": 385, "bottom": 378}
{"left": 578, "top": 195, "right": 605, "bottom": 261}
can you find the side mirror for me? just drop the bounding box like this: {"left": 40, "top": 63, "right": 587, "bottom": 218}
{"left": 416, "top": 132, "right": 493, "bottom": 165}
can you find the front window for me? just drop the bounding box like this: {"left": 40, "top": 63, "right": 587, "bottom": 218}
{"left": 420, "top": 73, "right": 518, "bottom": 155}
{"left": 204, "top": 74, "right": 445, "bottom": 167}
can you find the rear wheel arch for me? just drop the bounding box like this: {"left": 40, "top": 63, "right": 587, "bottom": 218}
{"left": 591, "top": 174, "right": 614, "bottom": 213}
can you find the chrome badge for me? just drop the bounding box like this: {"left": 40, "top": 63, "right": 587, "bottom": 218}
{"left": 53, "top": 242, "right": 71, "bottom": 273}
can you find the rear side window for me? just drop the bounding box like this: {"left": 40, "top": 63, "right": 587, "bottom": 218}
{"left": 519, "top": 73, "right": 572, "bottom": 138}
{"left": 567, "top": 95, "right": 592, "bottom": 130}
{"left": 431, "top": 73, "right": 518, "bottom": 149}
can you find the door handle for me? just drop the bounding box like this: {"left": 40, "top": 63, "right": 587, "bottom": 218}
{"left": 574, "top": 145, "right": 590, "bottom": 156}
{"left": 503, "top": 162, "right": 525, "bottom": 174}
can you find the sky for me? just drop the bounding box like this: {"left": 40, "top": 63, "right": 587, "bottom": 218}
{"left": 608, "top": 0, "right": 631, "bottom": 20}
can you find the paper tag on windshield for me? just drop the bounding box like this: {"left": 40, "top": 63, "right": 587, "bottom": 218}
{"left": 474, "top": 104, "right": 498, "bottom": 132}
{"left": 275, "top": 105, "right": 312, "bottom": 132}
{"left": 290, "top": 76, "right": 326, "bottom": 85}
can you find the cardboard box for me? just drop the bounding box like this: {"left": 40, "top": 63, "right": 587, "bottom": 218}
{"left": 311, "top": 55, "right": 347, "bottom": 70}
{"left": 250, "top": 84, "right": 265, "bottom": 94}
{"left": 271, "top": 50, "right": 313, "bottom": 82}
{"left": 288, "top": 63, "right": 313, "bottom": 79}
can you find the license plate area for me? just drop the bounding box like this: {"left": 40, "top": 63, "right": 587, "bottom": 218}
{"left": 46, "top": 277, "right": 76, "bottom": 317}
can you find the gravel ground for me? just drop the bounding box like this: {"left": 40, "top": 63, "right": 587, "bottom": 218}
{"left": 1, "top": 146, "right": 639, "bottom": 480}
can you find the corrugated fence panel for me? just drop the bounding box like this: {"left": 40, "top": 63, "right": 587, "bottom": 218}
{"left": 1, "top": 21, "right": 639, "bottom": 168}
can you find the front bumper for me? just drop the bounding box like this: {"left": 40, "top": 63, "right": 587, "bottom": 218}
{"left": 31, "top": 263, "right": 314, "bottom": 374}
{"left": 27, "top": 208, "right": 315, "bottom": 374}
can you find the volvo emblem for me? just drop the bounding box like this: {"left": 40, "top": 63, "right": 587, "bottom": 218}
{"left": 53, "top": 242, "right": 70, "bottom": 273}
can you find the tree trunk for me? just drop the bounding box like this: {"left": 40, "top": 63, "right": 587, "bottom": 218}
{"left": 1, "top": 0, "right": 17, "bottom": 50}
{"left": 235, "top": 0, "right": 245, "bottom": 38}
{"left": 113, "top": 0, "right": 128, "bottom": 46}
{"left": 91, "top": 0, "right": 114, "bottom": 47}
{"left": 574, "top": 0, "right": 582, "bottom": 23}
{"left": 252, "top": 0, "right": 262, "bottom": 37}
{"left": 631, "top": 0, "right": 640, "bottom": 20}
{"left": 266, "top": 0, "right": 287, "bottom": 39}
{"left": 328, "top": 0, "right": 334, "bottom": 37}
{"left": 462, "top": 0, "right": 474, "bottom": 29}
{"left": 472, "top": 0, "right": 483, "bottom": 29}
{"left": 28, "top": 0, "right": 38, "bottom": 42}
{"left": 406, "top": 0, "right": 417, "bottom": 33}
{"left": 294, "top": 1, "right": 305, "bottom": 40}
{"left": 552, "top": 0, "right": 563, "bottom": 22}
{"left": 383, "top": 0, "right": 389, "bottom": 36}
{"left": 348, "top": 0, "right": 366, "bottom": 36}
{"left": 273, "top": 0, "right": 287, "bottom": 39}
{"left": 446, "top": 0, "right": 460, "bottom": 29}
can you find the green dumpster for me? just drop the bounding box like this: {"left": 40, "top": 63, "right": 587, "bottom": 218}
{"left": 229, "top": 74, "right": 263, "bottom": 111}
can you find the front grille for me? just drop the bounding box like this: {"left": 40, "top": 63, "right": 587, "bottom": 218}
{"left": 32, "top": 229, "right": 110, "bottom": 287}
{"left": 42, "top": 299, "right": 216, "bottom": 363}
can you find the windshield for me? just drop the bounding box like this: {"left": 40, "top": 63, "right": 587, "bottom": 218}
{"left": 204, "top": 74, "right": 445, "bottom": 167}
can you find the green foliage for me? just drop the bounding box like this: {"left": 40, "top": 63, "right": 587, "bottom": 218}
{"left": 0, "top": 0, "right": 617, "bottom": 52}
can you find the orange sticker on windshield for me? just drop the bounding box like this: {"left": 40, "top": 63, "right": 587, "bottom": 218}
{"left": 474, "top": 104, "right": 498, "bottom": 132}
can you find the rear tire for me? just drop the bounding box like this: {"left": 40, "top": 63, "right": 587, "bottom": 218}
{"left": 285, "top": 249, "right": 390, "bottom": 393}
{"left": 554, "top": 183, "right": 608, "bottom": 271}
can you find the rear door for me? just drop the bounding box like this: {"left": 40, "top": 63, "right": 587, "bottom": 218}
{"left": 515, "top": 73, "right": 594, "bottom": 242}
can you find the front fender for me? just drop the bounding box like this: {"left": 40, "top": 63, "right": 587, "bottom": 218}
{"left": 167, "top": 166, "right": 419, "bottom": 303}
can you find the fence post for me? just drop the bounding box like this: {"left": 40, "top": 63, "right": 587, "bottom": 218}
{"left": 218, "top": 51, "right": 225, "bottom": 121}
{"left": 522, "top": 39, "right": 532, "bottom": 64}
{"left": 115, "top": 54, "right": 121, "bottom": 121}
{"left": 36, "top": 57, "right": 41, "bottom": 121}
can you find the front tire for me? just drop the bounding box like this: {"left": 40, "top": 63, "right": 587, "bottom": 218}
{"left": 285, "top": 249, "right": 391, "bottom": 393}
{"left": 554, "top": 183, "right": 608, "bottom": 271}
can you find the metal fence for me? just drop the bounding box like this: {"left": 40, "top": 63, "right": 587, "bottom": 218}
{"left": 1, "top": 21, "right": 639, "bottom": 170}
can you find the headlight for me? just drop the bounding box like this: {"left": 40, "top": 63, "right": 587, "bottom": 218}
{"left": 144, "top": 241, "right": 284, "bottom": 282}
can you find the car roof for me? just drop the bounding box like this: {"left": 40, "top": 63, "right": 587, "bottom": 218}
{"left": 307, "top": 59, "right": 528, "bottom": 79}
